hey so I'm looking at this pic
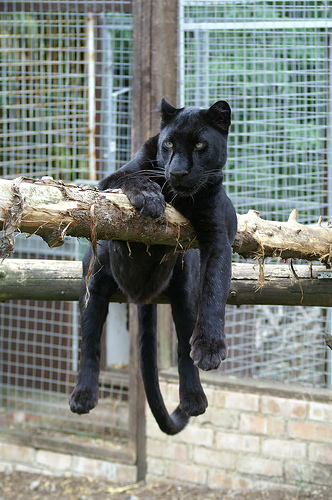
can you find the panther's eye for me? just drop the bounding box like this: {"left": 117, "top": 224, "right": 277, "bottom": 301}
{"left": 164, "top": 140, "right": 173, "bottom": 149}
{"left": 195, "top": 142, "right": 204, "bottom": 149}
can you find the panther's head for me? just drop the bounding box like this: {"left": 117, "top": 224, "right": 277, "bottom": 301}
{"left": 157, "top": 98, "right": 231, "bottom": 196}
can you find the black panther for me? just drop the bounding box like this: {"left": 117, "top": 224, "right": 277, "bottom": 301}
{"left": 70, "top": 98, "right": 237, "bottom": 435}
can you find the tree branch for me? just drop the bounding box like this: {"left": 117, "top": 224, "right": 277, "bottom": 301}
{"left": 0, "top": 177, "right": 331, "bottom": 265}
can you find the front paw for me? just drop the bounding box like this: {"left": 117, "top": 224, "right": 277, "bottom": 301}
{"left": 180, "top": 389, "right": 208, "bottom": 417}
{"left": 190, "top": 329, "right": 227, "bottom": 371}
{"left": 124, "top": 180, "right": 165, "bottom": 218}
{"left": 69, "top": 384, "right": 99, "bottom": 415}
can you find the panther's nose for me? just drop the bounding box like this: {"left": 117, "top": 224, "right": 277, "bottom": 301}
{"left": 169, "top": 170, "right": 188, "bottom": 182}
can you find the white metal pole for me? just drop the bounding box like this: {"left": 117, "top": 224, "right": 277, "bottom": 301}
{"left": 178, "top": 0, "right": 185, "bottom": 107}
{"left": 87, "top": 13, "right": 96, "bottom": 181}
{"left": 327, "top": 32, "right": 332, "bottom": 389}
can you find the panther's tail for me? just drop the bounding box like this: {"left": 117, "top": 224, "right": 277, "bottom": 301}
{"left": 138, "top": 304, "right": 189, "bottom": 435}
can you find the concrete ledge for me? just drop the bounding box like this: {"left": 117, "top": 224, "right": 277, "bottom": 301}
{"left": 161, "top": 368, "right": 332, "bottom": 404}
{"left": 0, "top": 432, "right": 137, "bottom": 481}
{"left": 0, "top": 441, "right": 137, "bottom": 482}
{"left": 0, "top": 429, "right": 135, "bottom": 464}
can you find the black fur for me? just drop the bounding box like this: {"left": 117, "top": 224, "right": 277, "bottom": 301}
{"left": 69, "top": 99, "right": 237, "bottom": 435}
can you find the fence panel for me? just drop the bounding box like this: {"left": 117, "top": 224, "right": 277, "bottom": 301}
{"left": 178, "top": 0, "right": 332, "bottom": 388}
{"left": 0, "top": 0, "right": 133, "bottom": 443}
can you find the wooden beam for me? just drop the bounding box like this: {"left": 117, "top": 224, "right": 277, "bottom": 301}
{"left": 1, "top": 178, "right": 332, "bottom": 265}
{"left": 1, "top": 259, "right": 331, "bottom": 307}
{"left": 131, "top": 0, "right": 178, "bottom": 150}
{"left": 128, "top": 304, "right": 146, "bottom": 481}
{"left": 229, "top": 262, "right": 332, "bottom": 308}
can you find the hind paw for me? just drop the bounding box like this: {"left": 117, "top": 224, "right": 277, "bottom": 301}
{"left": 180, "top": 389, "right": 208, "bottom": 417}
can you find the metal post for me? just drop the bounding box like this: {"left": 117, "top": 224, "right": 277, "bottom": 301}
{"left": 87, "top": 12, "right": 96, "bottom": 181}
{"left": 327, "top": 33, "right": 332, "bottom": 389}
{"left": 178, "top": 0, "right": 185, "bottom": 107}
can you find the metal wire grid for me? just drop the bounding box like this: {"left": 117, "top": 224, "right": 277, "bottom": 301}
{"left": 1, "top": 0, "right": 331, "bottom": 444}
{"left": 0, "top": 1, "right": 133, "bottom": 440}
{"left": 100, "top": 12, "right": 133, "bottom": 177}
{"left": 179, "top": 0, "right": 332, "bottom": 387}
{"left": 0, "top": 2, "right": 132, "bottom": 182}
{"left": 222, "top": 305, "right": 328, "bottom": 387}
{"left": 0, "top": 11, "right": 89, "bottom": 180}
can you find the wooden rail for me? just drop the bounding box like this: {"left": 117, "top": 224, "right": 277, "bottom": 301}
{"left": 1, "top": 259, "right": 331, "bottom": 307}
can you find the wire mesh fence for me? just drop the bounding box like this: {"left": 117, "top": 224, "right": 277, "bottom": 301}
{"left": 0, "top": 1, "right": 132, "bottom": 182}
{"left": 0, "top": 0, "right": 133, "bottom": 441}
{"left": 178, "top": 0, "right": 332, "bottom": 388}
{"left": 0, "top": 0, "right": 332, "bottom": 449}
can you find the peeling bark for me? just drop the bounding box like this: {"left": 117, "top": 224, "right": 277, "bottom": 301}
{"left": 234, "top": 209, "right": 332, "bottom": 265}
{"left": 0, "top": 177, "right": 331, "bottom": 265}
{"left": 0, "top": 177, "right": 195, "bottom": 255}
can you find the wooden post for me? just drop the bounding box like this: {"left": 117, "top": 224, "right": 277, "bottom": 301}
{"left": 132, "top": 0, "right": 178, "bottom": 152}
{"left": 150, "top": 0, "right": 179, "bottom": 375}
{"left": 128, "top": 304, "right": 146, "bottom": 479}
{"left": 130, "top": 0, "right": 178, "bottom": 480}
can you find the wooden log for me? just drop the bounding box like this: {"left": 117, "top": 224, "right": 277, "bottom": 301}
{"left": 1, "top": 259, "right": 331, "bottom": 307}
{"left": 0, "top": 259, "right": 123, "bottom": 303}
{"left": 229, "top": 262, "right": 332, "bottom": 307}
{"left": 234, "top": 209, "right": 332, "bottom": 264}
{"left": 0, "top": 177, "right": 332, "bottom": 264}
{"left": 0, "top": 177, "right": 195, "bottom": 254}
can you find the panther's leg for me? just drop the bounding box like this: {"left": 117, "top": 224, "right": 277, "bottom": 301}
{"left": 188, "top": 195, "right": 237, "bottom": 371}
{"left": 189, "top": 241, "right": 232, "bottom": 371}
{"left": 70, "top": 242, "right": 118, "bottom": 414}
{"left": 166, "top": 251, "right": 208, "bottom": 417}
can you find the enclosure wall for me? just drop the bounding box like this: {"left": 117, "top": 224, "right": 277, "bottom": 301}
{"left": 147, "top": 371, "right": 332, "bottom": 490}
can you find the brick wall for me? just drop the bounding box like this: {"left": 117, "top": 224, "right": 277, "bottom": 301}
{"left": 1, "top": 371, "right": 331, "bottom": 489}
{"left": 146, "top": 370, "right": 332, "bottom": 490}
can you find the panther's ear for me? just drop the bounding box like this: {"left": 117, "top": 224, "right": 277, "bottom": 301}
{"left": 205, "top": 101, "right": 231, "bottom": 131}
{"left": 158, "top": 97, "right": 182, "bottom": 128}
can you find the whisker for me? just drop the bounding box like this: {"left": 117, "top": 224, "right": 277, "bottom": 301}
{"left": 160, "top": 180, "right": 169, "bottom": 193}
{"left": 170, "top": 192, "right": 178, "bottom": 204}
